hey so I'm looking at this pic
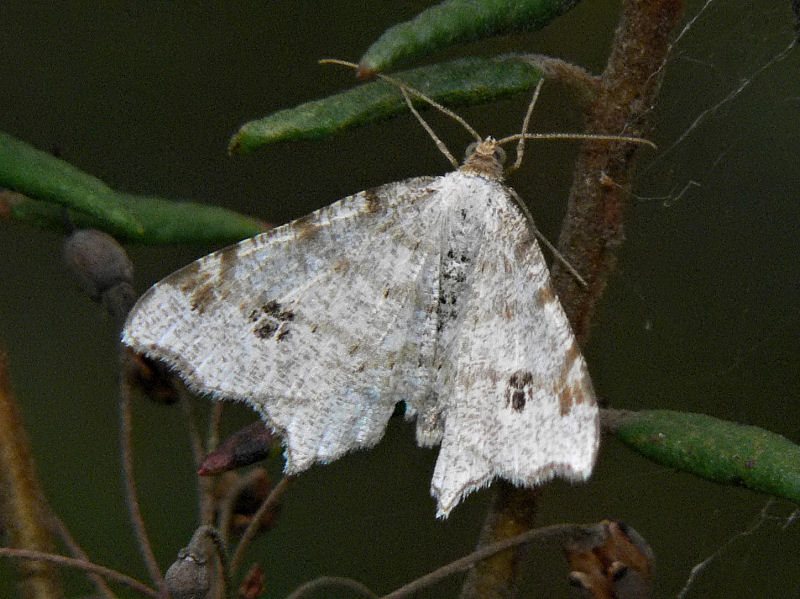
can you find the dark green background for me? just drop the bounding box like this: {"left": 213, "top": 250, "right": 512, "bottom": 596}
{"left": 0, "top": 2, "right": 798, "bottom": 598}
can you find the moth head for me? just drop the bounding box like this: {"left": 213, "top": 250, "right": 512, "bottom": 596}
{"left": 460, "top": 137, "right": 506, "bottom": 180}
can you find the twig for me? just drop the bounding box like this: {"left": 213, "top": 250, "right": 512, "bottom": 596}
{"left": 178, "top": 387, "right": 216, "bottom": 525}
{"left": 208, "top": 400, "right": 224, "bottom": 453}
{"left": 384, "top": 523, "right": 575, "bottom": 599}
{"left": 286, "top": 576, "right": 378, "bottom": 599}
{"left": 217, "top": 469, "right": 266, "bottom": 547}
{"left": 229, "top": 476, "right": 292, "bottom": 576}
{"left": 0, "top": 548, "right": 158, "bottom": 598}
{"left": 47, "top": 509, "right": 119, "bottom": 599}
{"left": 0, "top": 344, "right": 63, "bottom": 599}
{"left": 462, "top": 1, "right": 686, "bottom": 598}
{"left": 118, "top": 369, "right": 167, "bottom": 597}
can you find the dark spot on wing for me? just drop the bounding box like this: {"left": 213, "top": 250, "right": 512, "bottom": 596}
{"left": 438, "top": 245, "right": 475, "bottom": 331}
{"left": 254, "top": 321, "right": 279, "bottom": 338}
{"left": 249, "top": 299, "right": 295, "bottom": 341}
{"left": 445, "top": 249, "right": 470, "bottom": 264}
{"left": 505, "top": 370, "right": 534, "bottom": 411}
{"left": 262, "top": 300, "right": 294, "bottom": 321}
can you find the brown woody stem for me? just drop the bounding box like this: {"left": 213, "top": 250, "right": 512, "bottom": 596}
{"left": 0, "top": 344, "right": 64, "bottom": 599}
{"left": 461, "top": 2, "right": 686, "bottom": 598}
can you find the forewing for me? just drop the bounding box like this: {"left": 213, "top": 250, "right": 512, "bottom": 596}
{"left": 431, "top": 187, "right": 599, "bottom": 517}
{"left": 123, "top": 177, "right": 444, "bottom": 471}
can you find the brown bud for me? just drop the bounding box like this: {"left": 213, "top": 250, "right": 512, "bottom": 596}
{"left": 199, "top": 422, "right": 275, "bottom": 475}
{"left": 565, "top": 520, "right": 655, "bottom": 599}
{"left": 63, "top": 229, "right": 136, "bottom": 324}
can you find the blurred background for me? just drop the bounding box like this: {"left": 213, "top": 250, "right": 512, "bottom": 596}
{"left": 0, "top": 1, "right": 798, "bottom": 597}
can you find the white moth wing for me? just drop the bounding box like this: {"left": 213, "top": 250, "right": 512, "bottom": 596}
{"left": 123, "top": 176, "right": 447, "bottom": 471}
{"left": 430, "top": 175, "right": 599, "bottom": 517}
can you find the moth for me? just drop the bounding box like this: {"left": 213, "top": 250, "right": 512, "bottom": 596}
{"left": 122, "top": 75, "right": 646, "bottom": 517}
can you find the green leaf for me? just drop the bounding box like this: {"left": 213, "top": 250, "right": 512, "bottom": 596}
{"left": 615, "top": 410, "right": 800, "bottom": 504}
{"left": 230, "top": 56, "right": 544, "bottom": 154}
{"left": 0, "top": 131, "right": 143, "bottom": 234}
{"left": 357, "top": 0, "right": 580, "bottom": 77}
{"left": 0, "top": 131, "right": 265, "bottom": 245}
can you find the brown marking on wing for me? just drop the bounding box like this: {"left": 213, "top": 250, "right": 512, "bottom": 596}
{"left": 512, "top": 230, "right": 536, "bottom": 262}
{"left": 363, "top": 189, "right": 381, "bottom": 213}
{"left": 559, "top": 384, "right": 576, "bottom": 416}
{"left": 180, "top": 261, "right": 201, "bottom": 280}
{"left": 182, "top": 271, "right": 215, "bottom": 314}
{"left": 217, "top": 244, "right": 241, "bottom": 272}
{"left": 333, "top": 259, "right": 350, "bottom": 274}
{"left": 558, "top": 341, "right": 588, "bottom": 415}
{"left": 292, "top": 213, "right": 322, "bottom": 240}
{"left": 536, "top": 284, "right": 555, "bottom": 307}
{"left": 564, "top": 341, "right": 581, "bottom": 371}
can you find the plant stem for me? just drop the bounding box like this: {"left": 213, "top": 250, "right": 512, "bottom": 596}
{"left": 460, "top": 1, "right": 686, "bottom": 598}
{"left": 118, "top": 364, "right": 168, "bottom": 597}
{"left": 0, "top": 344, "right": 64, "bottom": 599}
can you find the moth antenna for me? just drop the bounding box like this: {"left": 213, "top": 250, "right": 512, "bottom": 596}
{"left": 499, "top": 132, "right": 657, "bottom": 149}
{"left": 399, "top": 86, "right": 459, "bottom": 169}
{"left": 506, "top": 78, "right": 545, "bottom": 175}
{"left": 320, "top": 58, "right": 484, "bottom": 161}
{"left": 508, "top": 188, "right": 588, "bottom": 288}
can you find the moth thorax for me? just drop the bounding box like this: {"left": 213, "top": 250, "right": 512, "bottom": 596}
{"left": 460, "top": 137, "right": 505, "bottom": 181}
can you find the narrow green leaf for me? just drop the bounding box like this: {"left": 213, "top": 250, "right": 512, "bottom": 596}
{"left": 0, "top": 131, "right": 143, "bottom": 234}
{"left": 357, "top": 0, "right": 580, "bottom": 77}
{"left": 114, "top": 194, "right": 267, "bottom": 245}
{"left": 615, "top": 410, "right": 800, "bottom": 504}
{"left": 0, "top": 132, "right": 266, "bottom": 245}
{"left": 230, "top": 57, "right": 544, "bottom": 154}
